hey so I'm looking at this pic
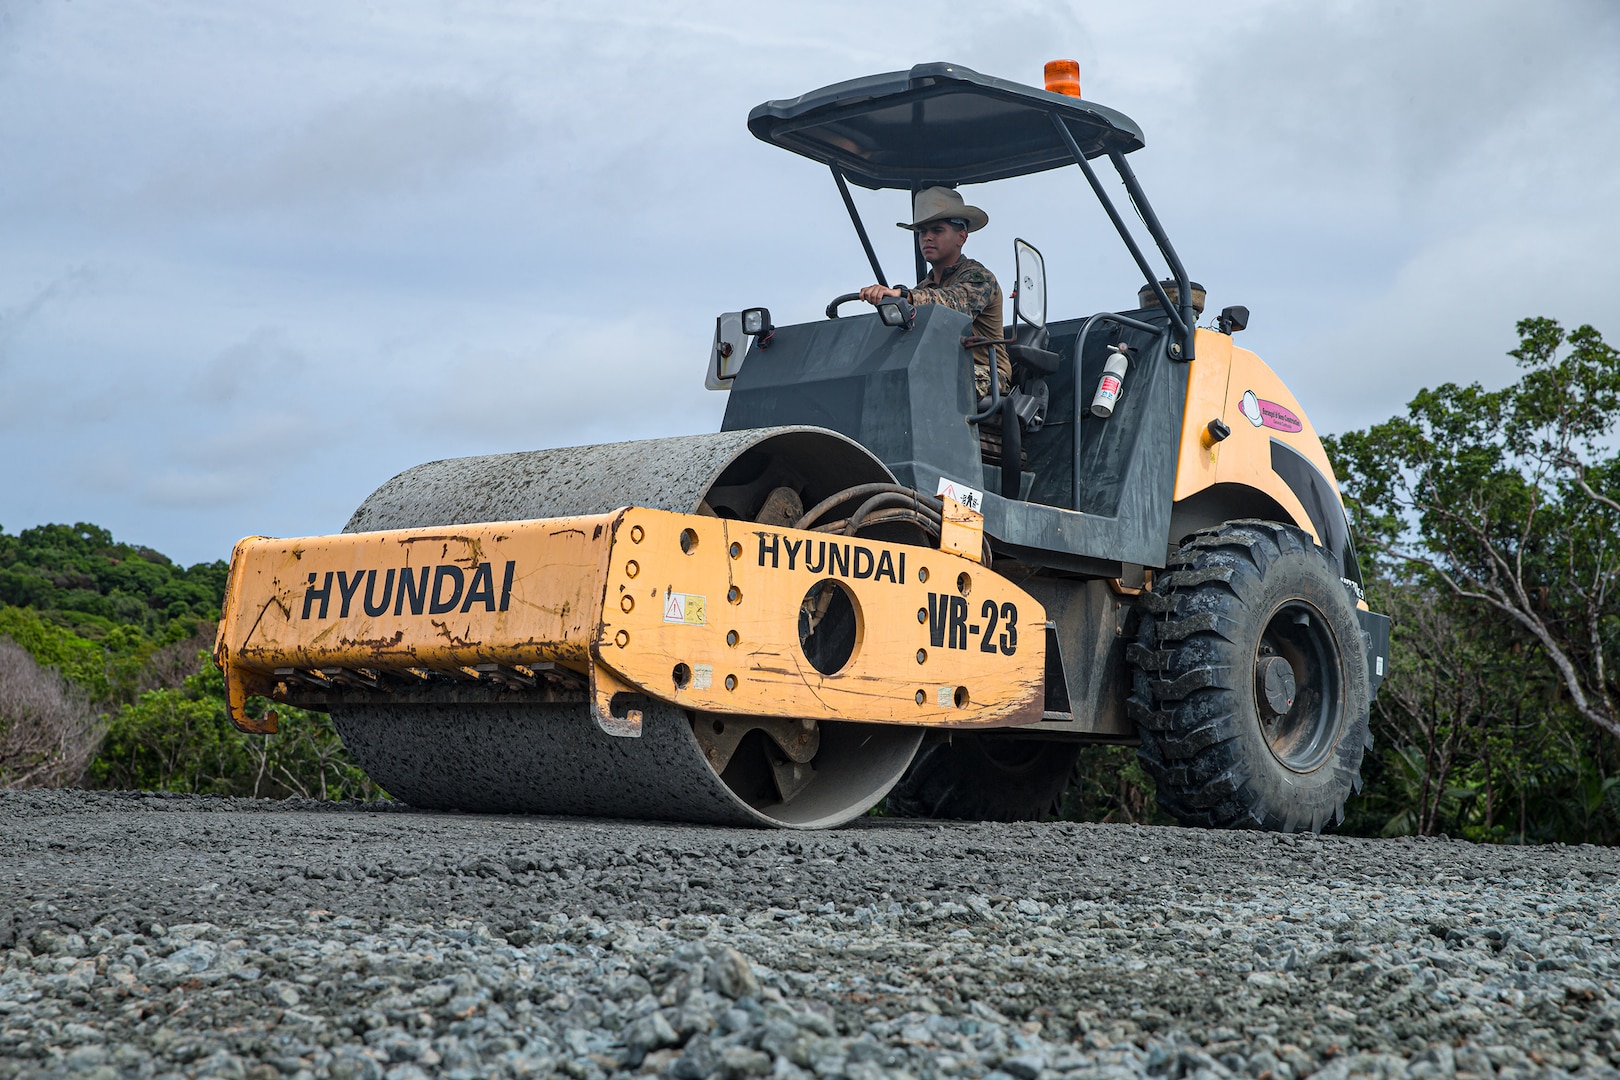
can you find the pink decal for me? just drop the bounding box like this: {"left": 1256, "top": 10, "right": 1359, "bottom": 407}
{"left": 1257, "top": 399, "right": 1302, "bottom": 433}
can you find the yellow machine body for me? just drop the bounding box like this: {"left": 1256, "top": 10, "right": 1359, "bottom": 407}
{"left": 1172, "top": 327, "right": 1341, "bottom": 546}
{"left": 214, "top": 505, "right": 1049, "bottom": 740}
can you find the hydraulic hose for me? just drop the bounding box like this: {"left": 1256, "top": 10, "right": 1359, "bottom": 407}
{"left": 796, "top": 483, "right": 932, "bottom": 532}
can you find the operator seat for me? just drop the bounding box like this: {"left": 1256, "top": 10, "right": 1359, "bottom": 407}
{"left": 979, "top": 323, "right": 1061, "bottom": 500}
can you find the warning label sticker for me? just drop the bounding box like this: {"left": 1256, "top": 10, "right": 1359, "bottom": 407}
{"left": 663, "top": 592, "right": 706, "bottom": 625}
{"left": 692, "top": 664, "right": 713, "bottom": 690}
{"left": 936, "top": 477, "right": 983, "bottom": 511}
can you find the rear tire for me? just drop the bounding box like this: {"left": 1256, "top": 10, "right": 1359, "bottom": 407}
{"left": 887, "top": 735, "right": 1080, "bottom": 821}
{"left": 1127, "top": 520, "right": 1371, "bottom": 833}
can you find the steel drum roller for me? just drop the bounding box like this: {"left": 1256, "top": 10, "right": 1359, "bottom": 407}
{"left": 329, "top": 426, "right": 924, "bottom": 828}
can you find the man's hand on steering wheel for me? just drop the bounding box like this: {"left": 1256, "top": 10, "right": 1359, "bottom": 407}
{"left": 859, "top": 284, "right": 903, "bottom": 305}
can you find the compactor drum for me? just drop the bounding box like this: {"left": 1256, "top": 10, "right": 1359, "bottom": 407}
{"left": 215, "top": 63, "right": 1391, "bottom": 831}
{"left": 327, "top": 428, "right": 932, "bottom": 829}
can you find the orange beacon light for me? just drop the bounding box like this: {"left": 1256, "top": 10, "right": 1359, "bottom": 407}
{"left": 1044, "top": 59, "right": 1081, "bottom": 98}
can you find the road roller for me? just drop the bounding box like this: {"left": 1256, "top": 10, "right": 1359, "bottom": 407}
{"left": 214, "top": 62, "right": 1390, "bottom": 831}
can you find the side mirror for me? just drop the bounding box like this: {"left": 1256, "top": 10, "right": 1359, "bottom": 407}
{"left": 1217, "top": 305, "right": 1249, "bottom": 335}
{"left": 1013, "top": 238, "right": 1047, "bottom": 329}
{"left": 704, "top": 312, "right": 748, "bottom": 390}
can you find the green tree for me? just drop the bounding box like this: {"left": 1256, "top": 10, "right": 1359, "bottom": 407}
{"left": 1328, "top": 317, "right": 1620, "bottom": 842}
{"left": 1330, "top": 318, "right": 1620, "bottom": 741}
{"left": 0, "top": 607, "right": 111, "bottom": 698}
{"left": 0, "top": 522, "right": 226, "bottom": 642}
{"left": 91, "top": 656, "right": 379, "bottom": 800}
{"left": 0, "top": 521, "right": 379, "bottom": 801}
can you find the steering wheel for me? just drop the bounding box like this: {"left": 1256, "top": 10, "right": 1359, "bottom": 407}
{"left": 825, "top": 293, "right": 865, "bottom": 319}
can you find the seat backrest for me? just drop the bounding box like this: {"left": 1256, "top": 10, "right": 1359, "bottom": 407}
{"left": 1005, "top": 323, "right": 1061, "bottom": 378}
{"left": 1015, "top": 323, "right": 1050, "bottom": 351}
{"left": 1003, "top": 323, "right": 1049, "bottom": 351}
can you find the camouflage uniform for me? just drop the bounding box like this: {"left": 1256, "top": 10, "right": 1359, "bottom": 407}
{"left": 908, "top": 256, "right": 1012, "bottom": 400}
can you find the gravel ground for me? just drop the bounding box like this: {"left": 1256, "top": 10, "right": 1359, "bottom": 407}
{"left": 3, "top": 791, "right": 1620, "bottom": 1079}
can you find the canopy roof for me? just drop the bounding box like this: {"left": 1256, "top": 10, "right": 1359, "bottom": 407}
{"left": 747, "top": 62, "right": 1145, "bottom": 191}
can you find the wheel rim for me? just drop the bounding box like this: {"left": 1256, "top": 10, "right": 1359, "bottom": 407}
{"left": 686, "top": 470, "right": 925, "bottom": 823}
{"left": 1254, "top": 599, "right": 1344, "bottom": 772}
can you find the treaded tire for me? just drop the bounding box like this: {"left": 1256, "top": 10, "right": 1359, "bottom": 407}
{"left": 1127, "top": 520, "right": 1371, "bottom": 833}
{"left": 886, "top": 735, "right": 1081, "bottom": 821}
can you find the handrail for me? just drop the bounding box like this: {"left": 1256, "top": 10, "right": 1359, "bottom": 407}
{"left": 1049, "top": 113, "right": 1193, "bottom": 361}
{"left": 1049, "top": 114, "right": 1185, "bottom": 338}
{"left": 1108, "top": 150, "right": 1195, "bottom": 361}
{"left": 1070, "top": 313, "right": 1171, "bottom": 511}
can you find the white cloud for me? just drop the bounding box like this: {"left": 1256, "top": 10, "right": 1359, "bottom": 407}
{"left": 0, "top": 0, "right": 1616, "bottom": 563}
{"left": 0, "top": 266, "right": 96, "bottom": 373}
{"left": 150, "top": 87, "right": 529, "bottom": 217}
{"left": 193, "top": 326, "right": 307, "bottom": 405}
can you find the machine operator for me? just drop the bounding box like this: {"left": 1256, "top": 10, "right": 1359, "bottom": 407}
{"left": 858, "top": 186, "right": 1012, "bottom": 402}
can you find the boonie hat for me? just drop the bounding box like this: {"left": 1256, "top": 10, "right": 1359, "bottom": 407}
{"left": 898, "top": 186, "right": 989, "bottom": 233}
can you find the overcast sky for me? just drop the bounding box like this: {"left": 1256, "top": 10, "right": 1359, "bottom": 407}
{"left": 2, "top": 0, "right": 1617, "bottom": 564}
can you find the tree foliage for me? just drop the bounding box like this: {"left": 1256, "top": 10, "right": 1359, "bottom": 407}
{"left": 0, "top": 639, "right": 101, "bottom": 788}
{"left": 90, "top": 657, "right": 379, "bottom": 800}
{"left": 1059, "top": 745, "right": 1174, "bottom": 826}
{"left": 0, "top": 522, "right": 377, "bottom": 800}
{"left": 1328, "top": 318, "right": 1620, "bottom": 842}
{"left": 0, "top": 606, "right": 115, "bottom": 699}
{"left": 0, "top": 522, "right": 226, "bottom": 640}
{"left": 1331, "top": 318, "right": 1620, "bottom": 740}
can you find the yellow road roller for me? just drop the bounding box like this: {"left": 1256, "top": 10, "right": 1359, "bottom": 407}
{"left": 214, "top": 62, "right": 1390, "bottom": 830}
